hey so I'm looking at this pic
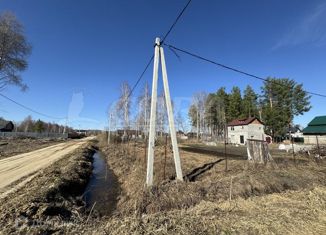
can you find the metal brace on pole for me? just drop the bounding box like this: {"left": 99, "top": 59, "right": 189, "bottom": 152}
{"left": 146, "top": 37, "right": 183, "bottom": 186}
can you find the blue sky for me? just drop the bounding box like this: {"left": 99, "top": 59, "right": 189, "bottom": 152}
{"left": 0, "top": 0, "right": 326, "bottom": 129}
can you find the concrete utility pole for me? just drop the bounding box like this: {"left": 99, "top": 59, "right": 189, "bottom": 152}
{"left": 144, "top": 89, "right": 148, "bottom": 138}
{"left": 146, "top": 38, "right": 183, "bottom": 186}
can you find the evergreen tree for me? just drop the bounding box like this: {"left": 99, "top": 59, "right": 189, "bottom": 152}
{"left": 188, "top": 104, "right": 198, "bottom": 128}
{"left": 215, "top": 87, "right": 229, "bottom": 122}
{"left": 33, "top": 119, "right": 45, "bottom": 133}
{"left": 228, "top": 86, "right": 242, "bottom": 121}
{"left": 261, "top": 77, "right": 311, "bottom": 137}
{"left": 242, "top": 85, "right": 258, "bottom": 118}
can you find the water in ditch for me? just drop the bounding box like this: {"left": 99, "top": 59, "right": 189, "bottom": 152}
{"left": 83, "top": 151, "right": 119, "bottom": 216}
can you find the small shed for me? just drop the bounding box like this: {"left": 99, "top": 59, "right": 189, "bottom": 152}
{"left": 303, "top": 116, "right": 326, "bottom": 144}
{"left": 0, "top": 120, "right": 14, "bottom": 132}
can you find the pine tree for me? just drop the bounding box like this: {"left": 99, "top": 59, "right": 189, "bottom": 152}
{"left": 34, "top": 119, "right": 45, "bottom": 133}
{"left": 242, "top": 85, "right": 258, "bottom": 118}
{"left": 261, "top": 77, "right": 311, "bottom": 137}
{"left": 228, "top": 86, "right": 242, "bottom": 121}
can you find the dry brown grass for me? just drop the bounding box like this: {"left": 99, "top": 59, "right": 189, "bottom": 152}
{"left": 0, "top": 143, "right": 96, "bottom": 234}
{"left": 99, "top": 138, "right": 326, "bottom": 234}
{"left": 102, "top": 142, "right": 326, "bottom": 214}
{"left": 104, "top": 186, "right": 326, "bottom": 235}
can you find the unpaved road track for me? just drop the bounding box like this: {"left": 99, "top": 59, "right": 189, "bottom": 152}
{"left": 0, "top": 137, "right": 93, "bottom": 197}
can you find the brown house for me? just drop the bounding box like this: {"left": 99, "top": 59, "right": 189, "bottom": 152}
{"left": 0, "top": 121, "right": 14, "bottom": 132}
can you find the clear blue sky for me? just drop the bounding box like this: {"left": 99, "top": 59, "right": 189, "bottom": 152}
{"left": 0, "top": 0, "right": 326, "bottom": 130}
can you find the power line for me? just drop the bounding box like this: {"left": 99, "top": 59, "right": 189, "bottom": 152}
{"left": 128, "top": 55, "right": 154, "bottom": 99}
{"left": 161, "top": 0, "right": 193, "bottom": 44}
{"left": 127, "top": 0, "right": 193, "bottom": 99}
{"left": 2, "top": 1, "right": 193, "bottom": 116}
{"left": 0, "top": 93, "right": 66, "bottom": 119}
{"left": 163, "top": 43, "right": 326, "bottom": 98}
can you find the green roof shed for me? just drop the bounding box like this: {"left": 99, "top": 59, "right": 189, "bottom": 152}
{"left": 303, "top": 116, "right": 326, "bottom": 135}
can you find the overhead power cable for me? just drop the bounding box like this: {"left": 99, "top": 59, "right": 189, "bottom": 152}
{"left": 163, "top": 43, "right": 326, "bottom": 98}
{"left": 127, "top": 0, "right": 193, "bottom": 99}
{"left": 0, "top": 93, "right": 66, "bottom": 119}
{"left": 128, "top": 55, "right": 154, "bottom": 99}
{"left": 161, "top": 0, "right": 193, "bottom": 44}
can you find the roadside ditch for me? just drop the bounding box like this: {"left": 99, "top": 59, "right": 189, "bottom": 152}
{"left": 0, "top": 141, "right": 119, "bottom": 234}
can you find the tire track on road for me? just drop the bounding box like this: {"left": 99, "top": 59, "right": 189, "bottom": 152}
{"left": 0, "top": 138, "right": 93, "bottom": 197}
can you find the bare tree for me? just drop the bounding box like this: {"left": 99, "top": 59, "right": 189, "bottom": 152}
{"left": 116, "top": 81, "right": 131, "bottom": 137}
{"left": 157, "top": 90, "right": 167, "bottom": 136}
{"left": 136, "top": 82, "right": 151, "bottom": 137}
{"left": 189, "top": 92, "right": 207, "bottom": 141}
{"left": 19, "top": 115, "right": 33, "bottom": 132}
{"left": 176, "top": 111, "right": 187, "bottom": 133}
{"left": 107, "top": 102, "right": 118, "bottom": 144}
{"left": 0, "top": 12, "right": 31, "bottom": 91}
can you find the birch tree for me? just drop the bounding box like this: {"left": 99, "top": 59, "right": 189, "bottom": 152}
{"left": 136, "top": 82, "right": 151, "bottom": 137}
{"left": 116, "top": 81, "right": 131, "bottom": 137}
{"left": 188, "top": 92, "right": 207, "bottom": 141}
{"left": 176, "top": 111, "right": 187, "bottom": 133}
{"left": 157, "top": 90, "right": 167, "bottom": 136}
{"left": 205, "top": 88, "right": 228, "bottom": 137}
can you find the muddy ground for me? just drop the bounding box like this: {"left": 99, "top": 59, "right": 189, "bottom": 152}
{"left": 0, "top": 142, "right": 97, "bottom": 234}
{"left": 0, "top": 137, "right": 65, "bottom": 159}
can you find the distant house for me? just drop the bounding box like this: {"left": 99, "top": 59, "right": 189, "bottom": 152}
{"left": 176, "top": 130, "right": 188, "bottom": 140}
{"left": 288, "top": 126, "right": 303, "bottom": 138}
{"left": 303, "top": 116, "right": 326, "bottom": 144}
{"left": 76, "top": 129, "right": 88, "bottom": 136}
{"left": 0, "top": 120, "right": 14, "bottom": 132}
{"left": 116, "top": 129, "right": 141, "bottom": 138}
{"left": 227, "top": 117, "right": 267, "bottom": 145}
{"left": 186, "top": 132, "right": 197, "bottom": 139}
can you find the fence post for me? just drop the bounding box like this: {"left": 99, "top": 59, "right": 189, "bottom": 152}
{"left": 316, "top": 135, "right": 321, "bottom": 157}
{"left": 289, "top": 126, "right": 296, "bottom": 164}
{"left": 224, "top": 124, "right": 228, "bottom": 172}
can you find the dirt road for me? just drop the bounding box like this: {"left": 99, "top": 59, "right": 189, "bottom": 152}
{"left": 0, "top": 137, "right": 93, "bottom": 198}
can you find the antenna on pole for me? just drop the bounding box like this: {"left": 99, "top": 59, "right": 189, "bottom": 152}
{"left": 146, "top": 38, "right": 183, "bottom": 186}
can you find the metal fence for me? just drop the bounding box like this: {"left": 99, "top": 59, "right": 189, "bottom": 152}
{"left": 0, "top": 132, "right": 68, "bottom": 139}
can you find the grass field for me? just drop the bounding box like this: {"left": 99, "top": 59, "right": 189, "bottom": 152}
{"left": 98, "top": 138, "right": 326, "bottom": 235}
{"left": 1, "top": 136, "right": 325, "bottom": 234}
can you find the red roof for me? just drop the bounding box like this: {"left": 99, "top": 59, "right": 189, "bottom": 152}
{"left": 227, "top": 117, "right": 263, "bottom": 126}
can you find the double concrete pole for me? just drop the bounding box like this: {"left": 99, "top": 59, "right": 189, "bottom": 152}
{"left": 146, "top": 38, "right": 183, "bottom": 186}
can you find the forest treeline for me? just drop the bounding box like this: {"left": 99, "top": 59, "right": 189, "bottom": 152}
{"left": 111, "top": 77, "right": 310, "bottom": 140}
{"left": 1, "top": 116, "right": 72, "bottom": 133}
{"left": 188, "top": 77, "right": 311, "bottom": 138}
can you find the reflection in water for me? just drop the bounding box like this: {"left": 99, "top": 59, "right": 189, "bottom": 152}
{"left": 84, "top": 151, "right": 119, "bottom": 216}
